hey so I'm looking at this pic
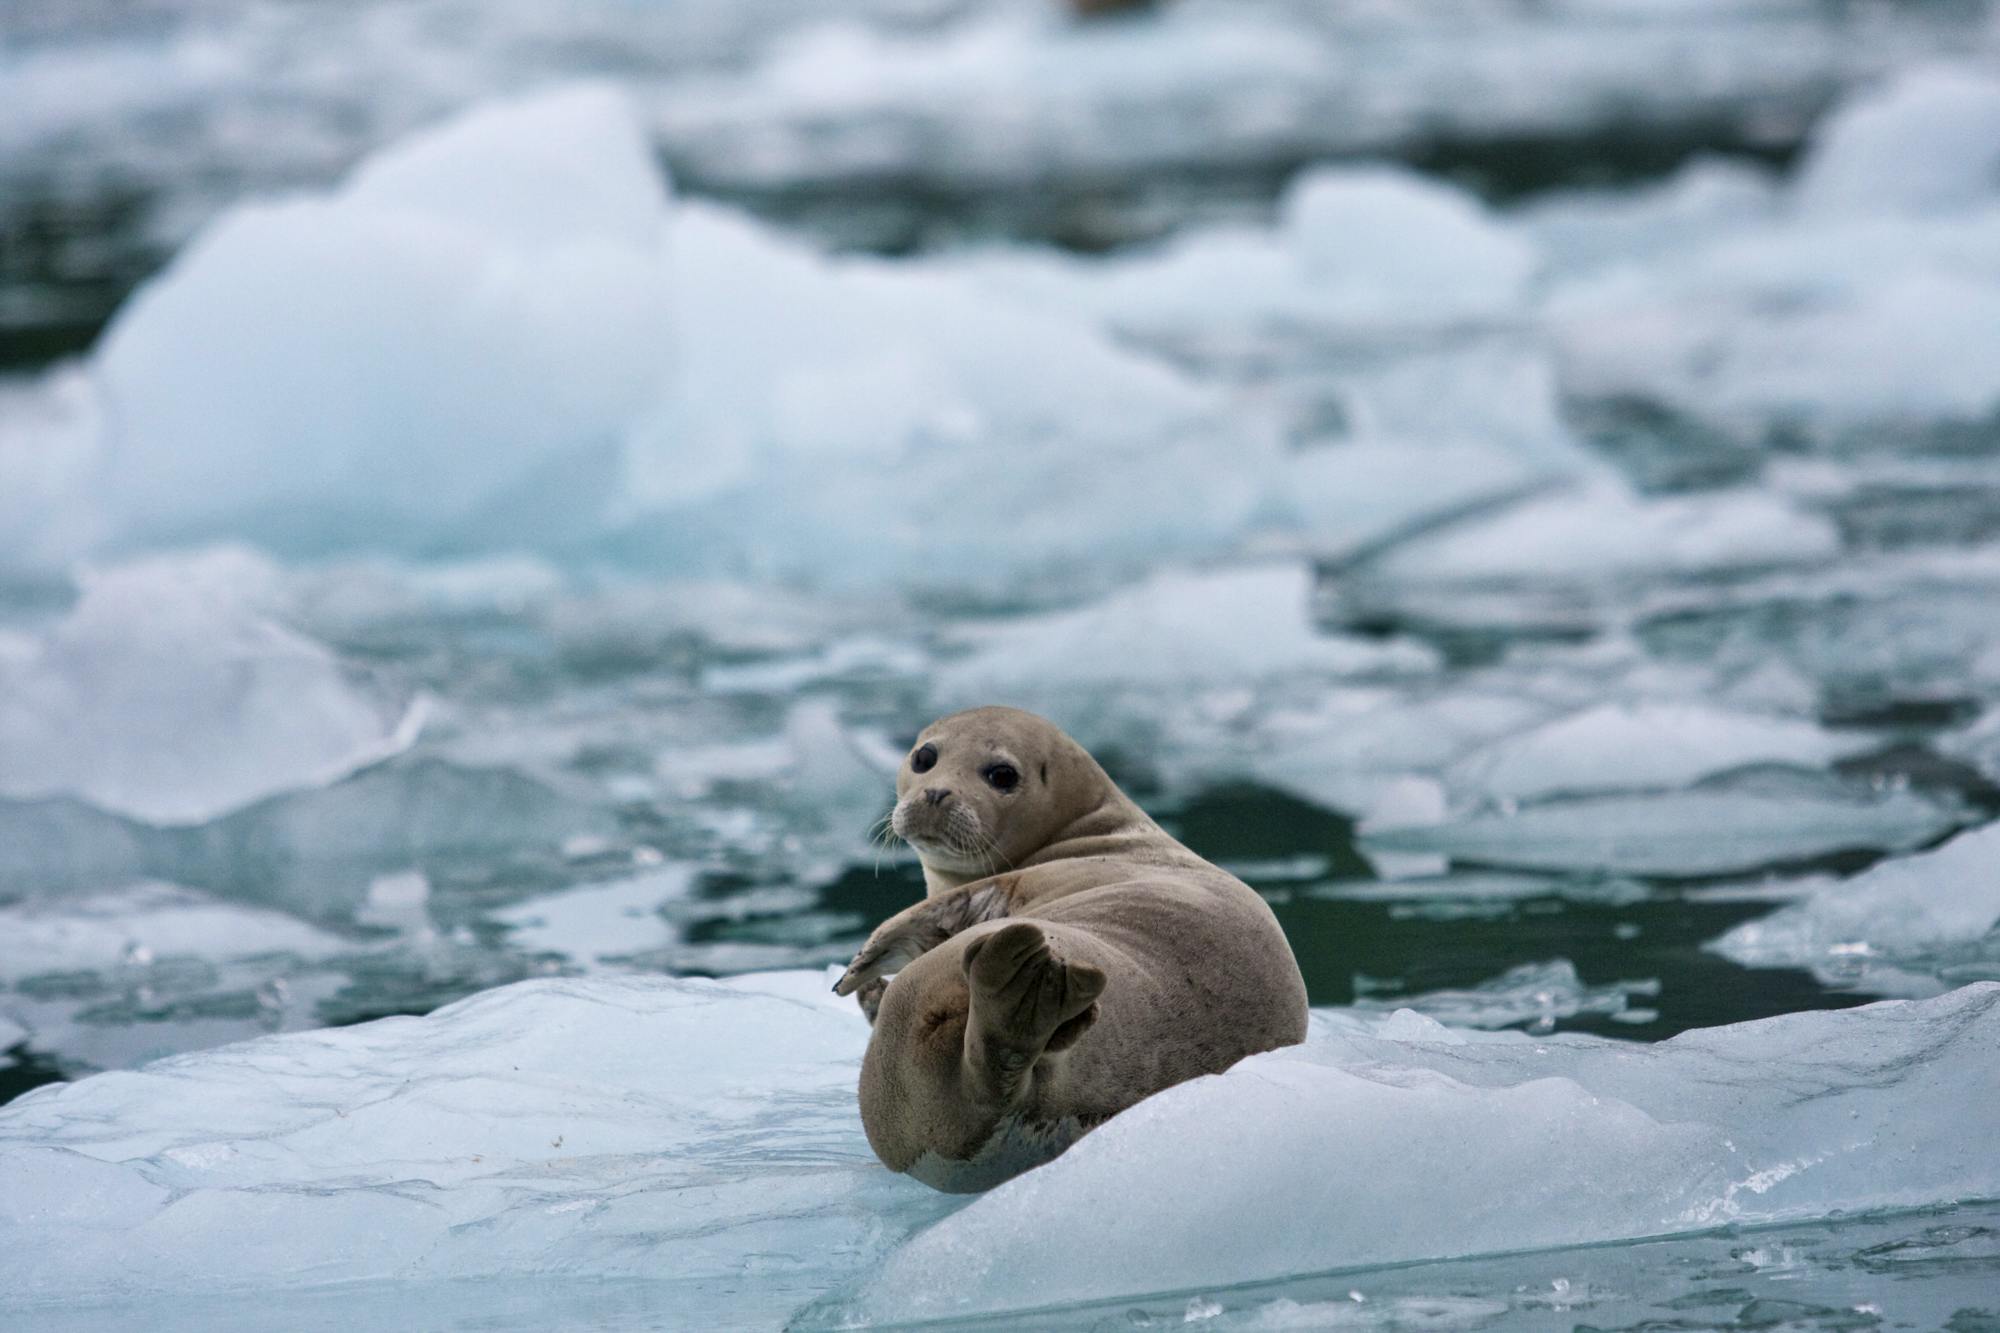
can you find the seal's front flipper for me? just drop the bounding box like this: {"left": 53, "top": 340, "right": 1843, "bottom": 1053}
{"left": 961, "top": 922, "right": 1105, "bottom": 1103}
{"left": 834, "top": 880, "right": 1011, "bottom": 998}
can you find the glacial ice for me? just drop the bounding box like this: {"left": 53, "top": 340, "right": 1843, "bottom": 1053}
{"left": 967, "top": 165, "right": 1535, "bottom": 336}
{"left": 1350, "top": 959, "right": 1659, "bottom": 1033}
{"left": 938, "top": 564, "right": 1437, "bottom": 702}
{"left": 94, "top": 87, "right": 678, "bottom": 553}
{"left": 17, "top": 86, "right": 1271, "bottom": 593}
{"left": 2, "top": 969, "right": 1995, "bottom": 1327}
{"left": 1711, "top": 821, "right": 2000, "bottom": 995}
{"left": 1446, "top": 701, "right": 1870, "bottom": 803}
{"left": 1795, "top": 66, "right": 2000, "bottom": 216}
{"left": 1359, "top": 770, "right": 1969, "bottom": 878}
{"left": 0, "top": 550, "right": 421, "bottom": 825}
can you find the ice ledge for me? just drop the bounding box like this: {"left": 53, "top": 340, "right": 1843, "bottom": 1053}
{"left": 1, "top": 973, "right": 1995, "bottom": 1324}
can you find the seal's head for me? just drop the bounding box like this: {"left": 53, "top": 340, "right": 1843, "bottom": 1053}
{"left": 890, "top": 706, "right": 1117, "bottom": 890}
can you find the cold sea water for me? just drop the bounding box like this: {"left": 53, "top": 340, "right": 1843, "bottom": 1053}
{"left": 3, "top": 1, "right": 2000, "bottom": 1328}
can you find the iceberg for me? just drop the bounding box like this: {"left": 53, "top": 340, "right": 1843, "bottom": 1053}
{"left": 938, "top": 564, "right": 1437, "bottom": 700}
{"left": 0, "top": 550, "right": 421, "bottom": 826}
{"left": 1795, "top": 65, "right": 2000, "bottom": 217}
{"left": 2, "top": 969, "right": 1996, "bottom": 1327}
{"left": 1349, "top": 959, "right": 1659, "bottom": 1034}
{"left": 20, "top": 86, "right": 1267, "bottom": 594}
{"left": 1710, "top": 821, "right": 2000, "bottom": 995}
{"left": 1447, "top": 700, "right": 1871, "bottom": 803}
{"left": 1359, "top": 770, "right": 1969, "bottom": 878}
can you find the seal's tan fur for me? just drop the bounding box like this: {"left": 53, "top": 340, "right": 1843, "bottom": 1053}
{"left": 835, "top": 706, "right": 1308, "bottom": 1191}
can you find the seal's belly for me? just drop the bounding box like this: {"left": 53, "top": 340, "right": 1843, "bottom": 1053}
{"left": 905, "top": 1113, "right": 1091, "bottom": 1194}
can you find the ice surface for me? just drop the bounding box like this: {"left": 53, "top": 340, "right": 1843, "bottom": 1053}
{"left": 1711, "top": 821, "right": 2000, "bottom": 995}
{"left": 0, "top": 550, "right": 421, "bottom": 825}
{"left": 938, "top": 564, "right": 1437, "bottom": 701}
{"left": 0, "top": 882, "right": 348, "bottom": 978}
{"left": 830, "top": 982, "right": 2000, "bottom": 1325}
{"left": 1447, "top": 701, "right": 1869, "bottom": 802}
{"left": 492, "top": 867, "right": 697, "bottom": 968}
{"left": 1796, "top": 66, "right": 2000, "bottom": 217}
{"left": 968, "top": 165, "right": 1535, "bottom": 336}
{"left": 1360, "top": 770, "right": 1969, "bottom": 878}
{"left": 1350, "top": 959, "right": 1659, "bottom": 1033}
{"left": 90, "top": 86, "right": 676, "bottom": 553}
{"left": 24, "top": 87, "right": 1269, "bottom": 593}
{"left": 3, "top": 971, "right": 1996, "bottom": 1326}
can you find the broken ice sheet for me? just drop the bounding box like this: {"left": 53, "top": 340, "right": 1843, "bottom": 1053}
{"left": 1350, "top": 959, "right": 1660, "bottom": 1034}
{"left": 1359, "top": 768, "right": 1970, "bottom": 878}
{"left": 0, "top": 549, "right": 422, "bottom": 826}
{"left": 1709, "top": 820, "right": 2000, "bottom": 996}
{"left": 4, "top": 971, "right": 1997, "bottom": 1326}
{"left": 821, "top": 983, "right": 2000, "bottom": 1326}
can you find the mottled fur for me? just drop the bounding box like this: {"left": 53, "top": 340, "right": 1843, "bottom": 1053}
{"left": 836, "top": 706, "right": 1308, "bottom": 1191}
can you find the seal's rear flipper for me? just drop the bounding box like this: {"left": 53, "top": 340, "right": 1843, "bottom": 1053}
{"left": 961, "top": 922, "right": 1105, "bottom": 1102}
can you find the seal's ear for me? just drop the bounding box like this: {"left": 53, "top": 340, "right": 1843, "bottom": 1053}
{"left": 1043, "top": 1002, "right": 1098, "bottom": 1053}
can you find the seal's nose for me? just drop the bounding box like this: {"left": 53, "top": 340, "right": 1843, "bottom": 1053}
{"left": 923, "top": 787, "right": 952, "bottom": 807}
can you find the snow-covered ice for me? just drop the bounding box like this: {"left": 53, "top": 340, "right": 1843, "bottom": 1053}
{"left": 1, "top": 970, "right": 1995, "bottom": 1326}
{"left": 0, "top": 550, "right": 421, "bottom": 825}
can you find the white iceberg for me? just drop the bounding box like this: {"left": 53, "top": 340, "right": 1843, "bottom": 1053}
{"left": 1447, "top": 700, "right": 1870, "bottom": 803}
{"left": 0, "top": 550, "right": 422, "bottom": 826}
{"left": 965, "top": 165, "right": 1536, "bottom": 338}
{"left": 1710, "top": 821, "right": 2000, "bottom": 993}
{"left": 24, "top": 86, "right": 1268, "bottom": 593}
{"left": 939, "top": 564, "right": 1437, "bottom": 702}
{"left": 3, "top": 969, "right": 1996, "bottom": 1326}
{"left": 1359, "top": 771, "right": 1968, "bottom": 878}
{"left": 94, "top": 86, "right": 677, "bottom": 553}
{"left": 1350, "top": 959, "right": 1659, "bottom": 1033}
{"left": 1795, "top": 65, "right": 2000, "bottom": 216}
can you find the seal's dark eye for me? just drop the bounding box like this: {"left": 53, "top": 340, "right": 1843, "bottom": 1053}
{"left": 910, "top": 744, "right": 937, "bottom": 774}
{"left": 984, "top": 763, "right": 1020, "bottom": 791}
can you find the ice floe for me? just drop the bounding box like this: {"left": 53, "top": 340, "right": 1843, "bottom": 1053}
{"left": 1360, "top": 769, "right": 1969, "bottom": 878}
{"left": 14, "top": 86, "right": 1272, "bottom": 594}
{"left": 1446, "top": 701, "right": 1870, "bottom": 803}
{"left": 0, "top": 550, "right": 421, "bottom": 825}
{"left": 1350, "top": 959, "right": 1659, "bottom": 1033}
{"left": 2, "top": 969, "right": 1995, "bottom": 1326}
{"left": 828, "top": 981, "right": 2000, "bottom": 1323}
{"left": 1711, "top": 821, "right": 2000, "bottom": 995}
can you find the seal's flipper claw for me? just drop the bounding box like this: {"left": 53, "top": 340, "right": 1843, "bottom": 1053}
{"left": 962, "top": 923, "right": 1105, "bottom": 1100}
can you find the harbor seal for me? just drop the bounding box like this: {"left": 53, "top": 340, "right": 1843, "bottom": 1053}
{"left": 834, "top": 706, "right": 1308, "bottom": 1191}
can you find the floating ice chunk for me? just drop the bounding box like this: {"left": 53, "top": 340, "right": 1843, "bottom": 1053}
{"left": 1710, "top": 822, "right": 2000, "bottom": 992}
{"left": 1365, "top": 483, "right": 1839, "bottom": 584}
{"left": 983, "top": 166, "right": 1535, "bottom": 336}
{"left": 0, "top": 368, "right": 105, "bottom": 571}
{"left": 630, "top": 202, "right": 1260, "bottom": 592}
{"left": 1796, "top": 66, "right": 2000, "bottom": 216}
{"left": 1449, "top": 701, "right": 1870, "bottom": 802}
{"left": 94, "top": 86, "right": 676, "bottom": 553}
{"left": 0, "top": 883, "right": 347, "bottom": 981}
{"left": 938, "top": 565, "right": 1437, "bottom": 703}
{"left": 831, "top": 984, "right": 2000, "bottom": 1324}
{"left": 493, "top": 867, "right": 697, "bottom": 967}
{"left": 0, "top": 550, "right": 422, "bottom": 826}
{"left": 0, "top": 1018, "right": 23, "bottom": 1054}
{"left": 1351, "top": 960, "right": 1660, "bottom": 1034}
{"left": 1359, "top": 770, "right": 1967, "bottom": 878}
{"left": 1251, "top": 689, "right": 1554, "bottom": 817}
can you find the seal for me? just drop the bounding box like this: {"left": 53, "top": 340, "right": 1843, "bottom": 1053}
{"left": 834, "top": 705, "right": 1308, "bottom": 1192}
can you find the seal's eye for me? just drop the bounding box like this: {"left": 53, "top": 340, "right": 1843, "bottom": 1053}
{"left": 984, "top": 763, "right": 1020, "bottom": 792}
{"left": 910, "top": 743, "right": 937, "bottom": 774}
